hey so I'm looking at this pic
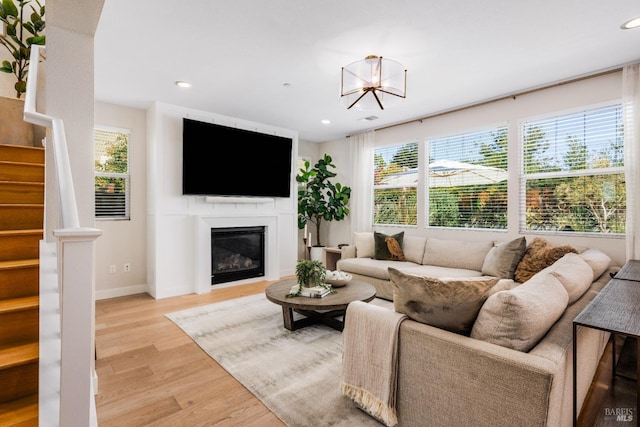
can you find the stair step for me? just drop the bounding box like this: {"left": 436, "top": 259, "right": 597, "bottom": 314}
{"left": 0, "top": 161, "right": 44, "bottom": 183}
{"left": 0, "top": 143, "right": 44, "bottom": 164}
{"left": 0, "top": 296, "right": 39, "bottom": 314}
{"left": 0, "top": 362, "right": 38, "bottom": 407}
{"left": 0, "top": 259, "right": 39, "bottom": 300}
{"left": 0, "top": 205, "right": 44, "bottom": 230}
{"left": 0, "top": 296, "right": 38, "bottom": 346}
{"left": 0, "top": 181, "right": 44, "bottom": 204}
{"left": 0, "top": 230, "right": 42, "bottom": 262}
{"left": 0, "top": 394, "right": 38, "bottom": 425}
{"left": 0, "top": 343, "right": 38, "bottom": 371}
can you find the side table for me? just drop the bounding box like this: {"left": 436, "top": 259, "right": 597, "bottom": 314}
{"left": 572, "top": 259, "right": 640, "bottom": 426}
{"left": 323, "top": 246, "right": 342, "bottom": 270}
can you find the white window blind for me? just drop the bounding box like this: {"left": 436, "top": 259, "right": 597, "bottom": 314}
{"left": 373, "top": 142, "right": 418, "bottom": 225}
{"left": 427, "top": 126, "right": 508, "bottom": 229}
{"left": 520, "top": 103, "right": 625, "bottom": 234}
{"left": 94, "top": 128, "right": 130, "bottom": 220}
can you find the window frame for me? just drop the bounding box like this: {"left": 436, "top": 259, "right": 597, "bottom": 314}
{"left": 94, "top": 125, "right": 131, "bottom": 221}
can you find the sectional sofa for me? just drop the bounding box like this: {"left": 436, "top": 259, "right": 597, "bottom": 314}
{"left": 338, "top": 231, "right": 615, "bottom": 426}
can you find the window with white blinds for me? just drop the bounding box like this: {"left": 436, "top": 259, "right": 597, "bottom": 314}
{"left": 373, "top": 142, "right": 418, "bottom": 225}
{"left": 427, "top": 126, "right": 508, "bottom": 229}
{"left": 94, "top": 127, "right": 130, "bottom": 220}
{"left": 521, "top": 103, "right": 625, "bottom": 234}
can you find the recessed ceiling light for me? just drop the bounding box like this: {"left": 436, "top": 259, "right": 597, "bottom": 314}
{"left": 320, "top": 119, "right": 331, "bottom": 125}
{"left": 621, "top": 17, "right": 640, "bottom": 29}
{"left": 175, "top": 80, "right": 192, "bottom": 88}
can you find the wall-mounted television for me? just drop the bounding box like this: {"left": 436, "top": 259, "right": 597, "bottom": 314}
{"left": 182, "top": 118, "right": 293, "bottom": 198}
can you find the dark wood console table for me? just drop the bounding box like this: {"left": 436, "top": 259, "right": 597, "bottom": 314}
{"left": 572, "top": 259, "right": 640, "bottom": 426}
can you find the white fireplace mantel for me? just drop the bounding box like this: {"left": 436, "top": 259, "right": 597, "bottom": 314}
{"left": 195, "top": 214, "right": 279, "bottom": 294}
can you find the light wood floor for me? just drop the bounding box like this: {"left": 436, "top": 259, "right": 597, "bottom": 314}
{"left": 95, "top": 279, "right": 632, "bottom": 426}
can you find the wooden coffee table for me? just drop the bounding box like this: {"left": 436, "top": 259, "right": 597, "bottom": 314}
{"left": 265, "top": 278, "right": 376, "bottom": 331}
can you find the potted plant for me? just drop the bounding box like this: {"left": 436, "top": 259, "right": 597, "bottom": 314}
{"left": 287, "top": 259, "right": 333, "bottom": 297}
{"left": 297, "top": 154, "right": 351, "bottom": 259}
{"left": 0, "top": 0, "right": 46, "bottom": 99}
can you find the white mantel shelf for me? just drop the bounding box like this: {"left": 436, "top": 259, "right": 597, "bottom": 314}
{"left": 205, "top": 196, "right": 274, "bottom": 204}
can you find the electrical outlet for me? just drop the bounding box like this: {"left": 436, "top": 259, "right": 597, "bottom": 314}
{"left": 109, "top": 264, "right": 116, "bottom": 274}
{"left": 123, "top": 263, "right": 131, "bottom": 272}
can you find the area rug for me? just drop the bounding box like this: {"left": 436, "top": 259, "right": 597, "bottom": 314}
{"left": 166, "top": 293, "right": 386, "bottom": 427}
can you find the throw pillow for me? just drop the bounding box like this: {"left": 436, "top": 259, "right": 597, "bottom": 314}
{"left": 374, "top": 232, "right": 405, "bottom": 261}
{"left": 354, "top": 232, "right": 375, "bottom": 258}
{"left": 544, "top": 252, "right": 593, "bottom": 304}
{"left": 513, "top": 238, "right": 577, "bottom": 283}
{"left": 481, "top": 237, "right": 527, "bottom": 279}
{"left": 389, "top": 268, "right": 499, "bottom": 335}
{"left": 470, "top": 271, "right": 569, "bottom": 352}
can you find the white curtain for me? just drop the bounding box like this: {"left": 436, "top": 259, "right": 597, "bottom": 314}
{"left": 349, "top": 131, "right": 375, "bottom": 236}
{"left": 624, "top": 64, "right": 640, "bottom": 260}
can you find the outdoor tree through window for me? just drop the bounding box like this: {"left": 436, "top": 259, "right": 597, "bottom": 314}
{"left": 373, "top": 142, "right": 418, "bottom": 225}
{"left": 95, "top": 127, "right": 130, "bottom": 219}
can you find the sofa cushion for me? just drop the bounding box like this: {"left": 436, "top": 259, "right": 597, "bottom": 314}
{"left": 337, "top": 257, "right": 420, "bottom": 280}
{"left": 579, "top": 248, "right": 612, "bottom": 280}
{"left": 399, "top": 265, "right": 484, "bottom": 278}
{"left": 354, "top": 232, "right": 375, "bottom": 258}
{"left": 389, "top": 268, "right": 499, "bottom": 334}
{"left": 514, "top": 238, "right": 577, "bottom": 283}
{"left": 403, "top": 235, "right": 428, "bottom": 264}
{"left": 374, "top": 231, "right": 405, "bottom": 261}
{"left": 422, "top": 237, "right": 493, "bottom": 271}
{"left": 470, "top": 270, "right": 569, "bottom": 352}
{"left": 481, "top": 237, "right": 527, "bottom": 279}
{"left": 542, "top": 253, "right": 593, "bottom": 304}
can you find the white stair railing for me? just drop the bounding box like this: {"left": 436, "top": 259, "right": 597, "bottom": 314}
{"left": 23, "top": 44, "right": 102, "bottom": 427}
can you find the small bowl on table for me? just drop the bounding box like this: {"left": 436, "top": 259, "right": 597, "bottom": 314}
{"left": 325, "top": 272, "right": 352, "bottom": 288}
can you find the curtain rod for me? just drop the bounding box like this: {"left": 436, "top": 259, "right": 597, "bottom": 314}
{"left": 368, "top": 66, "right": 623, "bottom": 134}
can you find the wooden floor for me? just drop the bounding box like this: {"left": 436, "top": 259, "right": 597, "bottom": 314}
{"left": 95, "top": 279, "right": 634, "bottom": 426}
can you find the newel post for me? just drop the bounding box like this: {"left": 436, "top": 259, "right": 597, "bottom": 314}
{"left": 53, "top": 227, "right": 102, "bottom": 427}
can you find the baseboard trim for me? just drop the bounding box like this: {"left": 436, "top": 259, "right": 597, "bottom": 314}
{"left": 96, "top": 284, "right": 149, "bottom": 300}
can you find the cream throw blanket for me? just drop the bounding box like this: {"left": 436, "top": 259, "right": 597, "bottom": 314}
{"left": 340, "top": 301, "right": 407, "bottom": 427}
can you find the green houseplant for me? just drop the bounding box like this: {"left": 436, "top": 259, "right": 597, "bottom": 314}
{"left": 0, "top": 0, "right": 45, "bottom": 99}
{"left": 288, "top": 259, "right": 333, "bottom": 297}
{"left": 297, "top": 154, "right": 351, "bottom": 247}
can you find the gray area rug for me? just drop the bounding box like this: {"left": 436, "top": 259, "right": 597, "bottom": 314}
{"left": 166, "top": 293, "right": 385, "bottom": 427}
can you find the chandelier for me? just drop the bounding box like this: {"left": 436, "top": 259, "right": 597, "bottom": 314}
{"left": 340, "top": 55, "right": 407, "bottom": 110}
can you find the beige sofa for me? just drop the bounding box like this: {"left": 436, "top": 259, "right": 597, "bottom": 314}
{"left": 338, "top": 232, "right": 615, "bottom": 426}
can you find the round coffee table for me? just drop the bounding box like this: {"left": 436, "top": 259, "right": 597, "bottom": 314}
{"left": 265, "top": 278, "right": 376, "bottom": 331}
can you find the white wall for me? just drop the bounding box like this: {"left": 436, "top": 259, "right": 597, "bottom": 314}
{"left": 146, "top": 102, "right": 298, "bottom": 299}
{"left": 320, "top": 71, "right": 627, "bottom": 267}
{"left": 94, "top": 102, "right": 147, "bottom": 299}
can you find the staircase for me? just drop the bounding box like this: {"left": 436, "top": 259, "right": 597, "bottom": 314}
{"left": 0, "top": 143, "right": 44, "bottom": 425}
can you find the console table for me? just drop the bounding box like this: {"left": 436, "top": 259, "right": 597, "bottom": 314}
{"left": 572, "top": 259, "right": 640, "bottom": 426}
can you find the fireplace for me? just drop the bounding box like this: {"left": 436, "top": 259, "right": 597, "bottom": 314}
{"left": 211, "top": 226, "right": 265, "bottom": 285}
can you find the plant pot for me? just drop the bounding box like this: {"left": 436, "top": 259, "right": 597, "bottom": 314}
{"left": 310, "top": 246, "right": 324, "bottom": 263}
{"left": 0, "top": 96, "right": 44, "bottom": 147}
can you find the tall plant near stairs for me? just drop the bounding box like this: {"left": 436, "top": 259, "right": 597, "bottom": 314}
{"left": 297, "top": 154, "right": 351, "bottom": 247}
{"left": 0, "top": 0, "right": 45, "bottom": 99}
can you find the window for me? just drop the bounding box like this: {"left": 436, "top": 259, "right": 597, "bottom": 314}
{"left": 94, "top": 127, "right": 130, "bottom": 220}
{"left": 373, "top": 142, "right": 418, "bottom": 225}
{"left": 521, "top": 103, "right": 625, "bottom": 234}
{"left": 427, "top": 126, "right": 508, "bottom": 229}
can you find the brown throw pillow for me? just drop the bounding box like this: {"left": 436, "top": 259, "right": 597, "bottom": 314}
{"left": 389, "top": 268, "right": 499, "bottom": 335}
{"left": 514, "top": 238, "right": 577, "bottom": 283}
{"left": 374, "top": 232, "right": 405, "bottom": 261}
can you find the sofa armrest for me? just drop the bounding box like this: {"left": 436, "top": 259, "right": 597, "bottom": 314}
{"left": 341, "top": 245, "right": 356, "bottom": 259}
{"left": 395, "top": 320, "right": 561, "bottom": 426}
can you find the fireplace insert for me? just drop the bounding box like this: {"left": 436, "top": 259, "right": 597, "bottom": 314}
{"left": 210, "top": 226, "right": 265, "bottom": 285}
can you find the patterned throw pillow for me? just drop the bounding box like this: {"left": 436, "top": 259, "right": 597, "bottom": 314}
{"left": 373, "top": 232, "right": 405, "bottom": 261}
{"left": 514, "top": 238, "right": 577, "bottom": 283}
{"left": 389, "top": 268, "right": 499, "bottom": 335}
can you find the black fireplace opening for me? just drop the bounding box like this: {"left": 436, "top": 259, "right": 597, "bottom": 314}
{"left": 211, "top": 226, "right": 265, "bottom": 285}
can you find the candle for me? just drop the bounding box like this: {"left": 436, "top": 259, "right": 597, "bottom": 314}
{"left": 304, "top": 223, "right": 308, "bottom": 236}
{"left": 308, "top": 232, "right": 312, "bottom": 247}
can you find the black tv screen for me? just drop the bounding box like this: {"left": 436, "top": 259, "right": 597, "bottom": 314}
{"left": 182, "top": 118, "right": 293, "bottom": 197}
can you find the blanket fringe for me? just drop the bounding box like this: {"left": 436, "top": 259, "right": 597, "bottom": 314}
{"left": 340, "top": 381, "right": 398, "bottom": 427}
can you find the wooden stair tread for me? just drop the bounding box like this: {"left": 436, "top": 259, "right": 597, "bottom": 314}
{"left": 0, "top": 296, "right": 39, "bottom": 313}
{"left": 0, "top": 394, "right": 38, "bottom": 425}
{"left": 0, "top": 259, "right": 39, "bottom": 270}
{"left": 0, "top": 229, "right": 43, "bottom": 237}
{"left": 0, "top": 343, "right": 38, "bottom": 370}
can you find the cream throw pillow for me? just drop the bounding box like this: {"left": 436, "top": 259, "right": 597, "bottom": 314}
{"left": 470, "top": 271, "right": 569, "bottom": 352}
{"left": 389, "top": 268, "right": 499, "bottom": 335}
{"left": 354, "top": 232, "right": 374, "bottom": 258}
{"left": 543, "top": 253, "right": 593, "bottom": 304}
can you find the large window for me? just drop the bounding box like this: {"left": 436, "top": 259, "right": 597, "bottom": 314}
{"left": 427, "top": 126, "right": 508, "bottom": 229}
{"left": 373, "top": 142, "right": 418, "bottom": 225}
{"left": 521, "top": 103, "right": 625, "bottom": 234}
{"left": 94, "top": 127, "right": 130, "bottom": 220}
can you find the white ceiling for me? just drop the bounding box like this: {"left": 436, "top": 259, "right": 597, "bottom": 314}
{"left": 94, "top": 0, "right": 640, "bottom": 143}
